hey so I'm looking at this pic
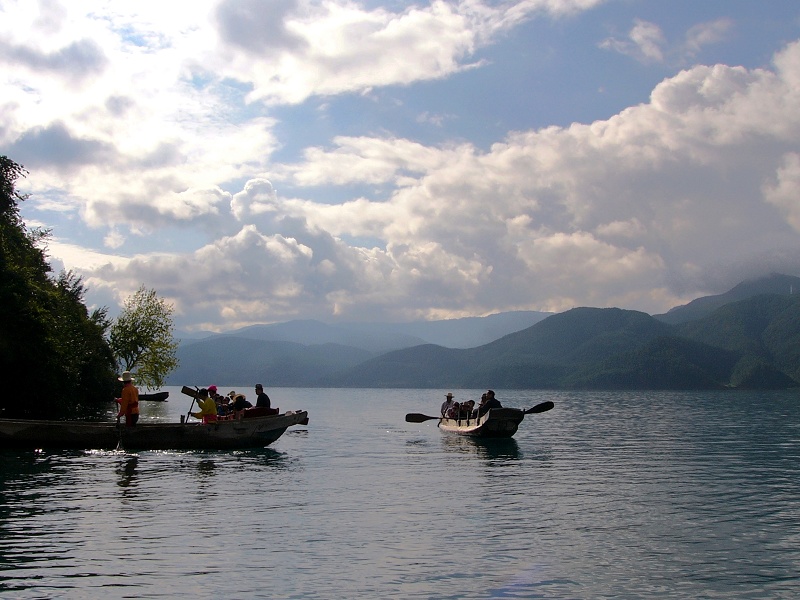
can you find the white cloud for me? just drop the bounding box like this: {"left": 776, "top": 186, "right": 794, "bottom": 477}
{"left": 601, "top": 16, "right": 733, "bottom": 65}
{"left": 205, "top": 0, "right": 605, "bottom": 105}
{"left": 764, "top": 152, "right": 800, "bottom": 232}
{"left": 600, "top": 19, "right": 665, "bottom": 63}
{"left": 3, "top": 2, "right": 800, "bottom": 331}
{"left": 73, "top": 31, "right": 800, "bottom": 327}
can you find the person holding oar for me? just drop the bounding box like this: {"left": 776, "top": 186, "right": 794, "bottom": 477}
{"left": 190, "top": 388, "right": 218, "bottom": 424}
{"left": 117, "top": 371, "right": 140, "bottom": 427}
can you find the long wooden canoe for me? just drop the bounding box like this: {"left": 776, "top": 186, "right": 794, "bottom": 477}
{"left": 405, "top": 401, "right": 554, "bottom": 439}
{"left": 438, "top": 408, "right": 528, "bottom": 438}
{"left": 0, "top": 410, "right": 309, "bottom": 451}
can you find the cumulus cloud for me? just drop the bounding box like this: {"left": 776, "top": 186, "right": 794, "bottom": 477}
{"left": 0, "top": 37, "right": 107, "bottom": 83}
{"left": 764, "top": 153, "right": 800, "bottom": 232}
{"left": 205, "top": 0, "right": 604, "bottom": 105}
{"left": 78, "top": 38, "right": 800, "bottom": 328}
{"left": 3, "top": 1, "right": 800, "bottom": 331}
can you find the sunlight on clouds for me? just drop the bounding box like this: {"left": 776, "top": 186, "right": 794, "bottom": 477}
{"left": 103, "top": 229, "right": 125, "bottom": 249}
{"left": 47, "top": 239, "right": 129, "bottom": 270}
{"left": 279, "top": 136, "right": 455, "bottom": 186}
{"left": 208, "top": 0, "right": 582, "bottom": 105}
{"left": 2, "top": 1, "right": 800, "bottom": 329}
{"left": 764, "top": 153, "right": 800, "bottom": 232}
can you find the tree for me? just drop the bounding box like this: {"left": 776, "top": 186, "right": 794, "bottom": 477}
{"left": 1, "top": 156, "right": 117, "bottom": 417}
{"left": 109, "top": 286, "right": 179, "bottom": 388}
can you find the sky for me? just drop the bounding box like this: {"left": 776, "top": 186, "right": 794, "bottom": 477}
{"left": 2, "top": 0, "right": 800, "bottom": 335}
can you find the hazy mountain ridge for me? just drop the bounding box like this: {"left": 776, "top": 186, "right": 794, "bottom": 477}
{"left": 167, "top": 275, "right": 800, "bottom": 389}
{"left": 654, "top": 273, "right": 800, "bottom": 324}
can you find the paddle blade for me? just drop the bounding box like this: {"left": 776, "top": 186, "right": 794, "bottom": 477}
{"left": 181, "top": 385, "right": 201, "bottom": 399}
{"left": 405, "top": 413, "right": 440, "bottom": 423}
{"left": 525, "top": 401, "right": 554, "bottom": 415}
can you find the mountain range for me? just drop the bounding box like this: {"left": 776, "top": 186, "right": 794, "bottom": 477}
{"left": 166, "top": 273, "right": 800, "bottom": 390}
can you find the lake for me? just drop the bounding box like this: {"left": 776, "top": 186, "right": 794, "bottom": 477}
{"left": 1, "top": 387, "right": 799, "bottom": 599}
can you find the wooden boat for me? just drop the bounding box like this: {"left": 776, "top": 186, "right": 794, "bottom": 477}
{"left": 138, "top": 391, "right": 169, "bottom": 402}
{"left": 0, "top": 410, "right": 309, "bottom": 451}
{"left": 405, "top": 401, "right": 553, "bottom": 439}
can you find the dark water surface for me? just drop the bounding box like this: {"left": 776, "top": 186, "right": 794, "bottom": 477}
{"left": 1, "top": 388, "right": 799, "bottom": 599}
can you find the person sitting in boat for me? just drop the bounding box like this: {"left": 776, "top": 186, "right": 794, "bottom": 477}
{"left": 191, "top": 388, "right": 218, "bottom": 423}
{"left": 216, "top": 394, "right": 233, "bottom": 418}
{"left": 446, "top": 401, "right": 461, "bottom": 419}
{"left": 441, "top": 393, "right": 455, "bottom": 416}
{"left": 254, "top": 383, "right": 271, "bottom": 408}
{"left": 460, "top": 399, "right": 475, "bottom": 418}
{"left": 477, "top": 390, "right": 502, "bottom": 417}
{"left": 208, "top": 385, "right": 223, "bottom": 403}
{"left": 230, "top": 392, "right": 252, "bottom": 413}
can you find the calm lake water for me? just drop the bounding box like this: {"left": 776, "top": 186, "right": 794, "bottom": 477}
{"left": 1, "top": 387, "right": 799, "bottom": 599}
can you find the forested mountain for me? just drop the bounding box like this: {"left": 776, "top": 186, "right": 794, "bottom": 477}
{"left": 319, "top": 295, "right": 800, "bottom": 390}
{"left": 170, "top": 337, "right": 374, "bottom": 387}
{"left": 655, "top": 273, "right": 800, "bottom": 324}
{"left": 169, "top": 286, "right": 800, "bottom": 390}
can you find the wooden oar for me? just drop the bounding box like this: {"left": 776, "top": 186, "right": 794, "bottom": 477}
{"left": 115, "top": 416, "right": 124, "bottom": 450}
{"left": 405, "top": 413, "right": 442, "bottom": 423}
{"left": 524, "top": 401, "right": 554, "bottom": 414}
{"left": 406, "top": 401, "right": 554, "bottom": 423}
{"left": 182, "top": 386, "right": 200, "bottom": 423}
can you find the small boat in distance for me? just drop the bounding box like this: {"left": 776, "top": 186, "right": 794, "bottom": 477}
{"left": 405, "top": 401, "right": 553, "bottom": 439}
{"left": 138, "top": 391, "right": 169, "bottom": 402}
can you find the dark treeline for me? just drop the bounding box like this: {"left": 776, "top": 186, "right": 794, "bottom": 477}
{"left": 0, "top": 157, "right": 116, "bottom": 418}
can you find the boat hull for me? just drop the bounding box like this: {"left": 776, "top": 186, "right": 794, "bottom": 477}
{"left": 0, "top": 411, "right": 309, "bottom": 451}
{"left": 438, "top": 408, "right": 525, "bottom": 438}
{"left": 138, "top": 391, "right": 169, "bottom": 402}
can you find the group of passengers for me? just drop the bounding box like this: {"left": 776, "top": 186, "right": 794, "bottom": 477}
{"left": 440, "top": 390, "right": 502, "bottom": 420}
{"left": 190, "top": 384, "right": 273, "bottom": 423}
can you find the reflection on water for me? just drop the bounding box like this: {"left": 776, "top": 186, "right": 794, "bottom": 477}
{"left": 440, "top": 434, "right": 521, "bottom": 461}
{"left": 196, "top": 458, "right": 216, "bottom": 477}
{"left": 0, "top": 388, "right": 799, "bottom": 599}
{"left": 116, "top": 456, "right": 138, "bottom": 489}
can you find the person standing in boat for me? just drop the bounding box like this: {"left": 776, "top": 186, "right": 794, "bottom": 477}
{"left": 254, "top": 384, "right": 271, "bottom": 408}
{"left": 117, "top": 371, "right": 140, "bottom": 427}
{"left": 441, "top": 393, "right": 455, "bottom": 416}
{"left": 477, "top": 390, "right": 502, "bottom": 417}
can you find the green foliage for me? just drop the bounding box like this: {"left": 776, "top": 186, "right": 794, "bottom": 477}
{"left": 109, "top": 286, "right": 179, "bottom": 388}
{"left": 730, "top": 356, "right": 798, "bottom": 389}
{"left": 0, "top": 156, "right": 117, "bottom": 417}
{"left": 566, "top": 336, "right": 737, "bottom": 390}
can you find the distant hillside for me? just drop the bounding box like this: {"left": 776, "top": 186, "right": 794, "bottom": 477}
{"left": 676, "top": 293, "right": 800, "bottom": 387}
{"left": 321, "top": 297, "right": 800, "bottom": 390}
{"left": 320, "top": 308, "right": 676, "bottom": 389}
{"left": 655, "top": 273, "right": 800, "bottom": 324}
{"left": 167, "top": 336, "right": 374, "bottom": 387}
{"left": 178, "top": 311, "right": 551, "bottom": 352}
{"left": 343, "top": 311, "right": 551, "bottom": 349}
{"left": 217, "top": 319, "right": 425, "bottom": 353}
{"left": 167, "top": 276, "right": 800, "bottom": 390}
